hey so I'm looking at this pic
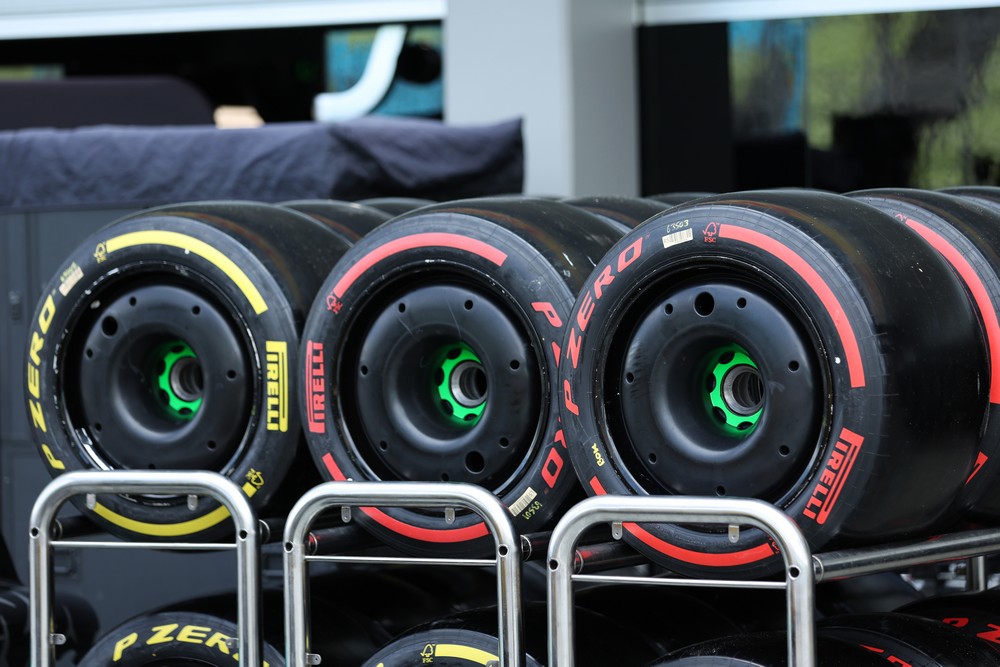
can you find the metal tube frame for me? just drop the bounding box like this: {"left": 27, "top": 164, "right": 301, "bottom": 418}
{"left": 547, "top": 496, "right": 1000, "bottom": 667}
{"left": 546, "top": 495, "right": 817, "bottom": 667}
{"left": 29, "top": 470, "right": 261, "bottom": 667}
{"left": 283, "top": 481, "right": 523, "bottom": 667}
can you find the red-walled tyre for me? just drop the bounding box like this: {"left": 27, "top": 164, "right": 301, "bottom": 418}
{"left": 895, "top": 588, "right": 1000, "bottom": 653}
{"left": 818, "top": 612, "right": 1000, "bottom": 665}
{"left": 299, "top": 196, "right": 622, "bottom": 557}
{"left": 559, "top": 189, "right": 987, "bottom": 578}
{"left": 279, "top": 199, "right": 391, "bottom": 244}
{"left": 25, "top": 201, "right": 351, "bottom": 541}
{"left": 650, "top": 630, "right": 887, "bottom": 666}
{"left": 846, "top": 188, "right": 1000, "bottom": 522}
{"left": 76, "top": 610, "right": 286, "bottom": 666}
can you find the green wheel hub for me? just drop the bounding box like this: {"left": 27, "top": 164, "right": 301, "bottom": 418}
{"left": 435, "top": 342, "right": 487, "bottom": 425}
{"left": 705, "top": 344, "right": 764, "bottom": 436}
{"left": 154, "top": 340, "right": 203, "bottom": 419}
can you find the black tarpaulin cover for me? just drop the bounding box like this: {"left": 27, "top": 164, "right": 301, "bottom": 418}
{"left": 0, "top": 116, "right": 523, "bottom": 211}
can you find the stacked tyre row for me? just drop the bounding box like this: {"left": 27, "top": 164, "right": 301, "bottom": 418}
{"left": 23, "top": 186, "right": 1000, "bottom": 665}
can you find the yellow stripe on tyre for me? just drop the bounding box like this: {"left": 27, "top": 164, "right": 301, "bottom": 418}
{"left": 106, "top": 230, "right": 268, "bottom": 314}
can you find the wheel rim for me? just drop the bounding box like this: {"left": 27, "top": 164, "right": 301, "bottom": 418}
{"left": 342, "top": 279, "right": 542, "bottom": 489}
{"left": 605, "top": 270, "right": 825, "bottom": 502}
{"left": 66, "top": 277, "right": 254, "bottom": 473}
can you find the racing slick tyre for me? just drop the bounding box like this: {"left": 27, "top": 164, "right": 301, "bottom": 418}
{"left": 356, "top": 197, "right": 436, "bottom": 216}
{"left": 895, "top": 588, "right": 1000, "bottom": 652}
{"left": 561, "top": 195, "right": 673, "bottom": 234}
{"left": 647, "top": 191, "right": 715, "bottom": 206}
{"left": 846, "top": 187, "right": 1000, "bottom": 521}
{"left": 76, "top": 610, "right": 286, "bottom": 666}
{"left": 158, "top": 581, "right": 392, "bottom": 667}
{"left": 1, "top": 579, "right": 99, "bottom": 666}
{"left": 25, "top": 200, "right": 353, "bottom": 542}
{"left": 817, "top": 612, "right": 1000, "bottom": 665}
{"left": 649, "top": 631, "right": 887, "bottom": 666}
{"left": 558, "top": 189, "right": 987, "bottom": 578}
{"left": 279, "top": 199, "right": 392, "bottom": 244}
{"left": 299, "top": 196, "right": 623, "bottom": 557}
{"left": 360, "top": 600, "right": 663, "bottom": 667}
{"left": 940, "top": 185, "right": 1000, "bottom": 214}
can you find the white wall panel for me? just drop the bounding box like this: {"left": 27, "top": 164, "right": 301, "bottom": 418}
{"left": 641, "top": 0, "right": 1000, "bottom": 25}
{"left": 0, "top": 0, "right": 443, "bottom": 39}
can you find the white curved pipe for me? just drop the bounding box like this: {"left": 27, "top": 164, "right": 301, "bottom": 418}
{"left": 313, "top": 23, "right": 407, "bottom": 122}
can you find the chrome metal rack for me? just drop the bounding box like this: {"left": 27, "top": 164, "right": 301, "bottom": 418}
{"left": 28, "top": 470, "right": 262, "bottom": 667}
{"left": 282, "top": 480, "right": 524, "bottom": 667}
{"left": 28, "top": 473, "right": 1000, "bottom": 667}
{"left": 545, "top": 495, "right": 1000, "bottom": 667}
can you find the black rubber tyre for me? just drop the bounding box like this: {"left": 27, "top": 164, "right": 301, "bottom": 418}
{"left": 561, "top": 195, "right": 674, "bottom": 234}
{"left": 361, "top": 600, "right": 663, "bottom": 667}
{"left": 647, "top": 191, "right": 715, "bottom": 206}
{"left": 895, "top": 589, "right": 1000, "bottom": 653}
{"left": 362, "top": 627, "right": 545, "bottom": 667}
{"left": 279, "top": 199, "right": 391, "bottom": 244}
{"left": 559, "top": 189, "right": 987, "bottom": 578}
{"left": 299, "top": 196, "right": 622, "bottom": 557}
{"left": 25, "top": 200, "right": 351, "bottom": 541}
{"left": 940, "top": 185, "right": 1000, "bottom": 214}
{"left": 650, "top": 630, "right": 887, "bottom": 666}
{"left": 846, "top": 188, "right": 1000, "bottom": 521}
{"left": 356, "top": 197, "right": 436, "bottom": 216}
{"left": 307, "top": 563, "right": 519, "bottom": 644}
{"left": 816, "top": 572, "right": 924, "bottom": 617}
{"left": 76, "top": 610, "right": 285, "bottom": 666}
{"left": 1, "top": 579, "right": 99, "bottom": 666}
{"left": 572, "top": 582, "right": 744, "bottom": 656}
{"left": 818, "top": 612, "right": 1000, "bottom": 665}
{"left": 159, "top": 582, "right": 392, "bottom": 667}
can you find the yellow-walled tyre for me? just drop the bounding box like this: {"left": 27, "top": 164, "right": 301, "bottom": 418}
{"left": 25, "top": 200, "right": 352, "bottom": 542}
{"left": 76, "top": 610, "right": 285, "bottom": 666}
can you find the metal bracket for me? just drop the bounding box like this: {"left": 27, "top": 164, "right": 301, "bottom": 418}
{"left": 283, "top": 481, "right": 524, "bottom": 667}
{"left": 29, "top": 470, "right": 262, "bottom": 667}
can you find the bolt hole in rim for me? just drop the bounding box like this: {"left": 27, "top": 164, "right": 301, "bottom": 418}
{"left": 66, "top": 276, "right": 254, "bottom": 474}
{"left": 605, "top": 270, "right": 825, "bottom": 503}
{"left": 342, "top": 278, "right": 542, "bottom": 491}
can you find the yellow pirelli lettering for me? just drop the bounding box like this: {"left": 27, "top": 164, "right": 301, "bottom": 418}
{"left": 433, "top": 644, "right": 499, "bottom": 664}
{"left": 147, "top": 623, "right": 178, "bottom": 645}
{"left": 205, "top": 632, "right": 230, "bottom": 652}
{"left": 264, "top": 340, "right": 288, "bottom": 432}
{"left": 105, "top": 231, "right": 267, "bottom": 314}
{"left": 29, "top": 400, "right": 47, "bottom": 433}
{"left": 177, "top": 625, "right": 211, "bottom": 644}
{"left": 28, "top": 330, "right": 45, "bottom": 367}
{"left": 41, "top": 444, "right": 65, "bottom": 470}
{"left": 113, "top": 633, "right": 138, "bottom": 661}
